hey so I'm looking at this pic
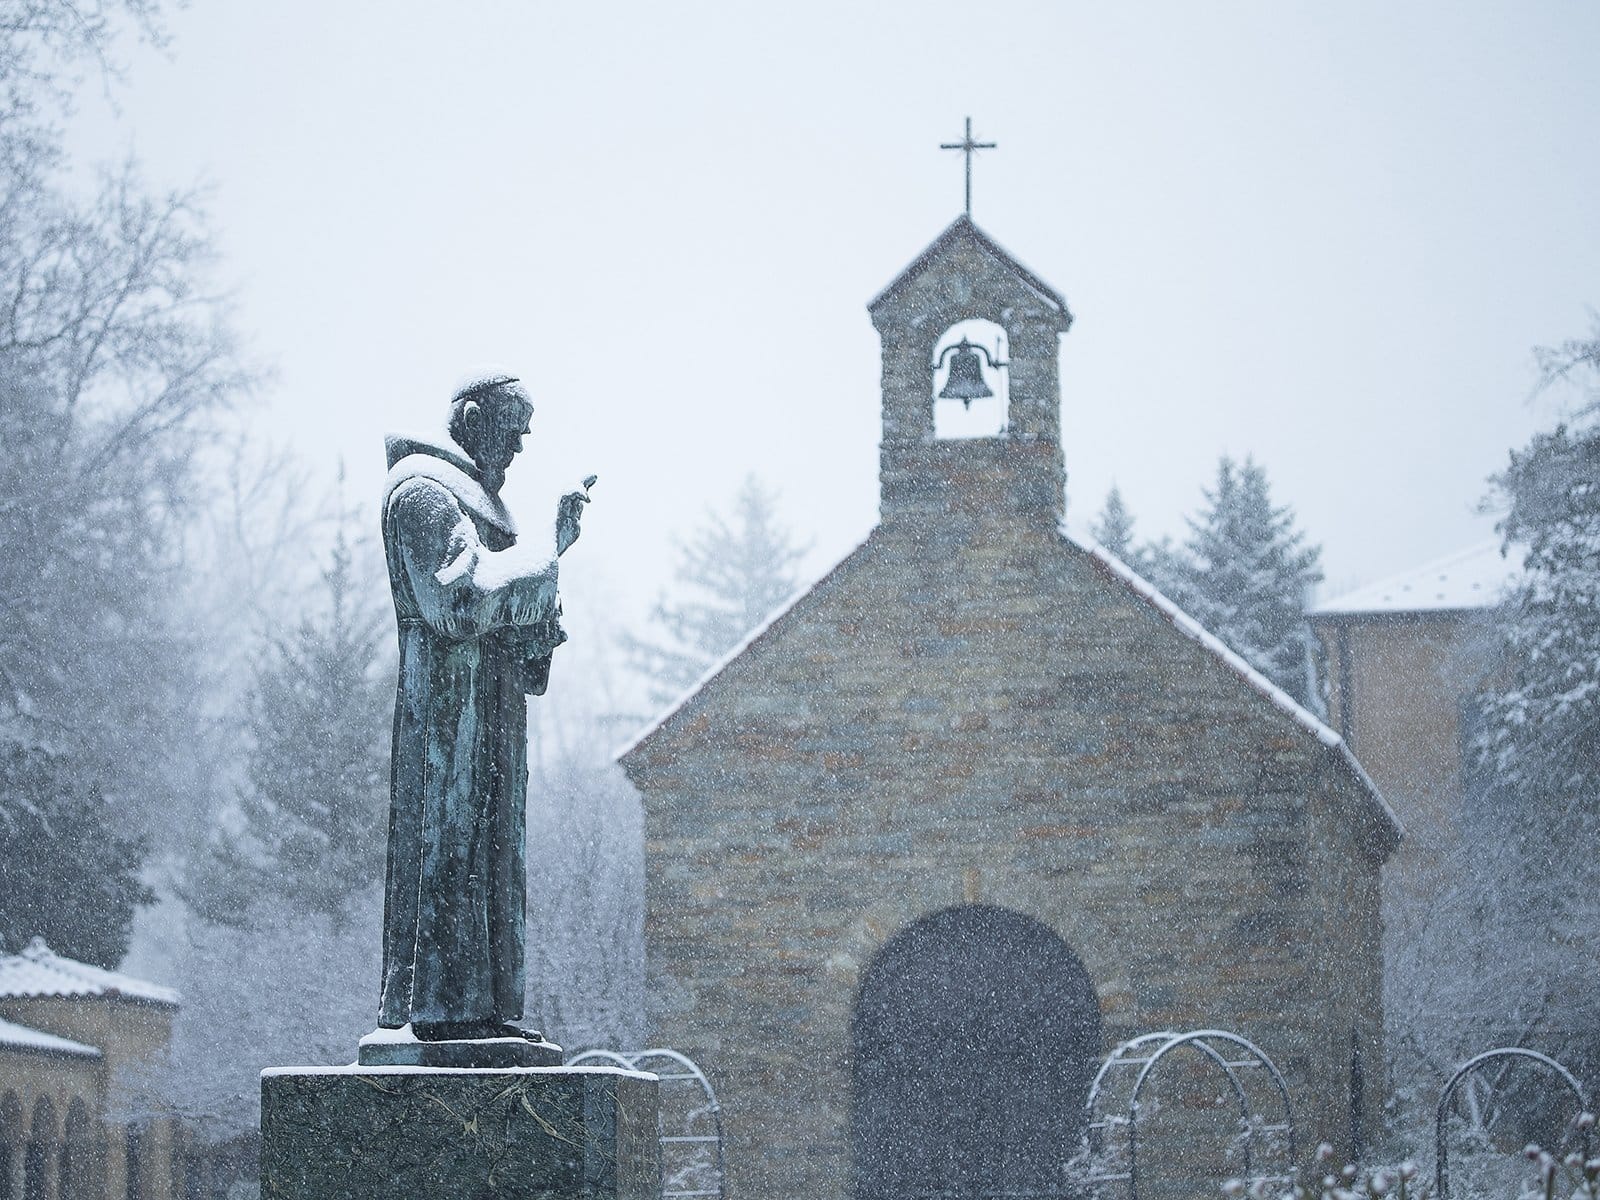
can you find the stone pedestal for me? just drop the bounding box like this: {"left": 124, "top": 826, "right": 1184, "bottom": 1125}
{"left": 260, "top": 1065, "right": 659, "bottom": 1200}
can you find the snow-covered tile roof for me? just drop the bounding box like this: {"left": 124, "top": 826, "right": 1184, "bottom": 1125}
{"left": 1310, "top": 541, "right": 1521, "bottom": 617}
{"left": 0, "top": 1015, "right": 100, "bottom": 1059}
{"left": 0, "top": 938, "right": 180, "bottom": 1007}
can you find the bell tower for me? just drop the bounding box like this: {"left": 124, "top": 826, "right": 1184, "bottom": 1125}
{"left": 868, "top": 215, "right": 1073, "bottom": 528}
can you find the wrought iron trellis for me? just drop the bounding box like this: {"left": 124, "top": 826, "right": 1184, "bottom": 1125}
{"left": 1434, "top": 1046, "right": 1592, "bottom": 1200}
{"left": 1084, "top": 1029, "right": 1297, "bottom": 1200}
{"left": 566, "top": 1047, "right": 725, "bottom": 1200}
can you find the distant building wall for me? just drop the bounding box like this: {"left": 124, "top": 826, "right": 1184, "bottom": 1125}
{"left": 1317, "top": 615, "right": 1487, "bottom": 838}
{"left": 1310, "top": 542, "right": 1517, "bottom": 852}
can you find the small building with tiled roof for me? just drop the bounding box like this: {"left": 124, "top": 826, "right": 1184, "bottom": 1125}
{"left": 0, "top": 938, "right": 183, "bottom": 1200}
{"left": 620, "top": 214, "right": 1400, "bottom": 1200}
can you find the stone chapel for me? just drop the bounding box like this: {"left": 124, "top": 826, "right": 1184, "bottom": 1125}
{"left": 618, "top": 215, "right": 1399, "bottom": 1200}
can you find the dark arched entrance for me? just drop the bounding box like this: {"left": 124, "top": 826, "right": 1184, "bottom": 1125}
{"left": 850, "top": 904, "right": 1102, "bottom": 1200}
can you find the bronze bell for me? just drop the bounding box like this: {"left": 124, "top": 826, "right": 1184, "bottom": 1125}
{"left": 938, "top": 338, "right": 993, "bottom": 407}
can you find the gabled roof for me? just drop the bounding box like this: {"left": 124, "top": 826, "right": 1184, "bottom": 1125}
{"left": 1066, "top": 529, "right": 1400, "bottom": 853}
{"left": 0, "top": 1015, "right": 100, "bottom": 1060}
{"left": 617, "top": 524, "right": 1402, "bottom": 855}
{"left": 868, "top": 214, "right": 1071, "bottom": 322}
{"left": 0, "top": 938, "right": 180, "bottom": 1008}
{"left": 614, "top": 533, "right": 875, "bottom": 761}
{"left": 1310, "top": 540, "right": 1521, "bottom": 619}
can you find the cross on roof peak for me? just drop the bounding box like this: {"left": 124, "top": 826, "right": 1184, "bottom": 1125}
{"left": 940, "top": 117, "right": 997, "bottom": 217}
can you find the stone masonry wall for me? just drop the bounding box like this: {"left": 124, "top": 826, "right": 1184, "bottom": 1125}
{"left": 622, "top": 503, "right": 1391, "bottom": 1200}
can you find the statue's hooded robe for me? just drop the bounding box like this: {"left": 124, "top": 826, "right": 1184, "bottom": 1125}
{"left": 377, "top": 430, "right": 562, "bottom": 1029}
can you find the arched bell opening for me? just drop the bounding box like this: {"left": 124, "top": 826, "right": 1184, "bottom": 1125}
{"left": 849, "top": 903, "right": 1102, "bottom": 1200}
{"left": 932, "top": 319, "right": 1009, "bottom": 440}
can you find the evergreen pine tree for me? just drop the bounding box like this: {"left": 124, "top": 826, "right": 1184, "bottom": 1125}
{"left": 1477, "top": 417, "right": 1600, "bottom": 815}
{"left": 1463, "top": 378, "right": 1600, "bottom": 1085}
{"left": 1166, "top": 456, "right": 1323, "bottom": 706}
{"left": 1091, "top": 485, "right": 1137, "bottom": 560}
{"left": 0, "top": 748, "right": 154, "bottom": 966}
{"left": 622, "top": 475, "right": 808, "bottom": 709}
{"left": 194, "top": 530, "right": 391, "bottom": 927}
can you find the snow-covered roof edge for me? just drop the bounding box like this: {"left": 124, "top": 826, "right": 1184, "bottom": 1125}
{"left": 614, "top": 523, "right": 1400, "bottom": 854}
{"left": 867, "top": 214, "right": 1071, "bottom": 319}
{"left": 613, "top": 532, "right": 877, "bottom": 763}
{"left": 1309, "top": 540, "right": 1521, "bottom": 618}
{"left": 1063, "top": 528, "right": 1403, "bottom": 849}
{"left": 0, "top": 938, "right": 181, "bottom": 1007}
{"left": 0, "top": 1015, "right": 100, "bottom": 1060}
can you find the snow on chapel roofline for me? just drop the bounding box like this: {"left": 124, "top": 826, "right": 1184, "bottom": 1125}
{"left": 0, "top": 937, "right": 180, "bottom": 1007}
{"left": 1064, "top": 528, "right": 1401, "bottom": 850}
{"left": 868, "top": 214, "right": 1072, "bottom": 321}
{"left": 616, "top": 526, "right": 1402, "bottom": 855}
{"left": 613, "top": 533, "right": 875, "bottom": 762}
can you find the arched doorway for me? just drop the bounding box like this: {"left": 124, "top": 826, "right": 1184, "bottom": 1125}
{"left": 850, "top": 904, "right": 1102, "bottom": 1200}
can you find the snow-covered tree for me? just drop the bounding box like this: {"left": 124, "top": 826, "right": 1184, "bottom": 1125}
{"left": 1456, "top": 329, "right": 1600, "bottom": 1083}
{"left": 621, "top": 475, "right": 808, "bottom": 710}
{"left": 1152, "top": 456, "right": 1323, "bottom": 706}
{"left": 1091, "top": 485, "right": 1138, "bottom": 561}
{"left": 0, "top": 3, "right": 254, "bottom": 956}
{"left": 1476, "top": 424, "right": 1600, "bottom": 820}
{"left": 148, "top": 524, "right": 390, "bottom": 1149}
{"left": 525, "top": 752, "right": 646, "bottom": 1052}
{"left": 189, "top": 529, "right": 391, "bottom": 927}
{"left": 1385, "top": 331, "right": 1600, "bottom": 1147}
{"left": 127, "top": 883, "right": 383, "bottom": 1144}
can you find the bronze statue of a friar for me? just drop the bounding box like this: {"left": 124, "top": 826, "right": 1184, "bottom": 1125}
{"left": 361, "top": 372, "right": 591, "bottom": 1068}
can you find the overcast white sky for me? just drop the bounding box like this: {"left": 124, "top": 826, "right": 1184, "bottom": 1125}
{"left": 67, "top": 1, "right": 1600, "bottom": 626}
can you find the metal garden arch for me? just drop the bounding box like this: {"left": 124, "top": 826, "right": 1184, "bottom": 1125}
{"left": 1085, "top": 1029, "right": 1296, "bottom": 1200}
{"left": 1435, "top": 1047, "right": 1591, "bottom": 1200}
{"left": 567, "top": 1047, "right": 726, "bottom": 1200}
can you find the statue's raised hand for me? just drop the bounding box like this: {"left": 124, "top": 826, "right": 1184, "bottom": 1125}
{"left": 556, "top": 474, "right": 596, "bottom": 555}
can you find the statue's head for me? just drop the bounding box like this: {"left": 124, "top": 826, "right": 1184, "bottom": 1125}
{"left": 447, "top": 373, "right": 534, "bottom": 493}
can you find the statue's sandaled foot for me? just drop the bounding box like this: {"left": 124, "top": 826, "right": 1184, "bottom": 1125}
{"left": 413, "top": 1019, "right": 499, "bottom": 1043}
{"left": 412, "top": 1019, "right": 548, "bottom": 1044}
{"left": 363, "top": 1021, "right": 562, "bottom": 1067}
{"left": 497, "top": 1022, "right": 547, "bottom": 1043}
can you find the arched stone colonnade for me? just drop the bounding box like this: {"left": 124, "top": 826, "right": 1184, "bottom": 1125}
{"left": 0, "top": 1086, "right": 124, "bottom": 1200}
